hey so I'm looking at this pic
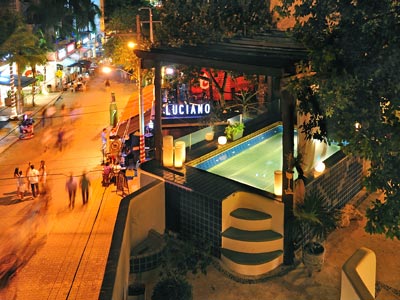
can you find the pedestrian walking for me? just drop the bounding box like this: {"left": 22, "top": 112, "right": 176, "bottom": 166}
{"left": 61, "top": 104, "right": 68, "bottom": 124}
{"left": 41, "top": 108, "right": 47, "bottom": 127}
{"left": 101, "top": 128, "right": 107, "bottom": 164}
{"left": 16, "top": 170, "right": 26, "bottom": 200}
{"left": 39, "top": 160, "right": 47, "bottom": 193}
{"left": 57, "top": 127, "right": 65, "bottom": 151}
{"left": 79, "top": 172, "right": 91, "bottom": 205}
{"left": 46, "top": 104, "right": 56, "bottom": 125}
{"left": 14, "top": 167, "right": 19, "bottom": 179}
{"left": 42, "top": 128, "right": 52, "bottom": 152}
{"left": 65, "top": 174, "right": 77, "bottom": 209}
{"left": 27, "top": 164, "right": 40, "bottom": 197}
{"left": 105, "top": 78, "right": 111, "bottom": 91}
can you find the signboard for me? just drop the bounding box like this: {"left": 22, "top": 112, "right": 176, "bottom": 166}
{"left": 163, "top": 103, "right": 211, "bottom": 118}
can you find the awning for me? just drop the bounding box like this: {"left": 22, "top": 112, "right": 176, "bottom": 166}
{"left": 69, "top": 52, "right": 80, "bottom": 61}
{"left": 59, "top": 57, "right": 77, "bottom": 67}
{"left": 0, "top": 75, "right": 36, "bottom": 87}
{"left": 115, "top": 110, "right": 152, "bottom": 138}
{"left": 68, "top": 60, "right": 92, "bottom": 68}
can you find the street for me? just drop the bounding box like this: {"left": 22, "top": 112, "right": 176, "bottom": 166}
{"left": 0, "top": 73, "right": 136, "bottom": 299}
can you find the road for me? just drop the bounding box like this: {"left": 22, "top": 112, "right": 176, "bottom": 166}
{"left": 0, "top": 73, "right": 135, "bottom": 299}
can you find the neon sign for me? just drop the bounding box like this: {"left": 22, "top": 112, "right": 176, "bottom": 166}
{"left": 163, "top": 103, "right": 211, "bottom": 117}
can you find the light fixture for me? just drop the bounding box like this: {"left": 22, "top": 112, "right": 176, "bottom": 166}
{"left": 315, "top": 161, "right": 325, "bottom": 173}
{"left": 163, "top": 135, "right": 174, "bottom": 167}
{"left": 218, "top": 136, "right": 227, "bottom": 145}
{"left": 165, "top": 67, "right": 174, "bottom": 75}
{"left": 314, "top": 161, "right": 326, "bottom": 177}
{"left": 175, "top": 141, "right": 186, "bottom": 163}
{"left": 274, "top": 170, "right": 282, "bottom": 196}
{"left": 174, "top": 141, "right": 185, "bottom": 168}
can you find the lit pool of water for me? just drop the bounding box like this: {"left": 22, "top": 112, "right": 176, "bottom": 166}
{"left": 194, "top": 125, "right": 340, "bottom": 193}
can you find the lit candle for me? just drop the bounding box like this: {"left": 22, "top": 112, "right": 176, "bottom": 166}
{"left": 175, "top": 141, "right": 186, "bottom": 162}
{"left": 163, "top": 135, "right": 174, "bottom": 167}
{"left": 274, "top": 170, "right": 282, "bottom": 196}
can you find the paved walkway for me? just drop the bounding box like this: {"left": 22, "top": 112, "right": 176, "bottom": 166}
{"left": 0, "top": 76, "right": 140, "bottom": 300}
{"left": 0, "top": 81, "right": 399, "bottom": 300}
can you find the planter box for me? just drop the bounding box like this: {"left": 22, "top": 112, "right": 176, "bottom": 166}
{"left": 231, "top": 130, "right": 243, "bottom": 141}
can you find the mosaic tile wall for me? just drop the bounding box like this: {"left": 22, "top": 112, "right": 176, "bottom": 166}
{"left": 130, "top": 250, "right": 164, "bottom": 273}
{"left": 166, "top": 183, "right": 223, "bottom": 257}
{"left": 306, "top": 155, "right": 363, "bottom": 209}
{"left": 164, "top": 155, "right": 363, "bottom": 259}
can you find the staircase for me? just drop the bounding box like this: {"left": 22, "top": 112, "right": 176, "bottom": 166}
{"left": 221, "top": 193, "right": 284, "bottom": 276}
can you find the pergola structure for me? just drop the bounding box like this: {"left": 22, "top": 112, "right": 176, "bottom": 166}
{"left": 135, "top": 30, "right": 308, "bottom": 264}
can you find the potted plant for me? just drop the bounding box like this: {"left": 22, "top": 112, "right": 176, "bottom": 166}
{"left": 200, "top": 107, "right": 225, "bottom": 141}
{"left": 224, "top": 122, "right": 245, "bottom": 141}
{"left": 292, "top": 192, "right": 340, "bottom": 276}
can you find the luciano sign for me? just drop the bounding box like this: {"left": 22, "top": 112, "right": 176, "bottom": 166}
{"left": 163, "top": 103, "right": 211, "bottom": 118}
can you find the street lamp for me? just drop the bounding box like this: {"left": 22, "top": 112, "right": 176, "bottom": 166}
{"left": 138, "top": 7, "right": 154, "bottom": 44}
{"left": 128, "top": 43, "right": 146, "bottom": 162}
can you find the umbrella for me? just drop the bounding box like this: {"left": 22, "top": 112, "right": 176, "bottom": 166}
{"left": 24, "top": 70, "right": 41, "bottom": 77}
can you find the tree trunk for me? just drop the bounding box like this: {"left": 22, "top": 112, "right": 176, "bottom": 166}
{"left": 281, "top": 88, "right": 296, "bottom": 265}
{"left": 206, "top": 69, "right": 227, "bottom": 108}
{"left": 17, "top": 64, "right": 23, "bottom": 114}
{"left": 9, "top": 63, "right": 17, "bottom": 118}
{"left": 31, "top": 66, "right": 36, "bottom": 106}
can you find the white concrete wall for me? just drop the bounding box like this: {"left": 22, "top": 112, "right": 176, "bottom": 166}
{"left": 106, "top": 180, "right": 165, "bottom": 300}
{"left": 340, "top": 247, "right": 376, "bottom": 300}
{"left": 129, "top": 181, "right": 165, "bottom": 250}
{"left": 222, "top": 191, "right": 284, "bottom": 235}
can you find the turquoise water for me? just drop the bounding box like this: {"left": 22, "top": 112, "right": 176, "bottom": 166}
{"left": 195, "top": 126, "right": 340, "bottom": 193}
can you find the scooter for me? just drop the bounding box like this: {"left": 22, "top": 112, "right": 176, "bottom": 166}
{"left": 19, "top": 116, "right": 35, "bottom": 140}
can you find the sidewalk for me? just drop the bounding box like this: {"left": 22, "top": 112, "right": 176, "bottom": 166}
{"left": 0, "top": 90, "right": 63, "bottom": 155}
{"left": 0, "top": 76, "right": 140, "bottom": 300}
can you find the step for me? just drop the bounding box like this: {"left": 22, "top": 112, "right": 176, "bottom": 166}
{"left": 229, "top": 208, "right": 272, "bottom": 230}
{"left": 230, "top": 208, "right": 271, "bottom": 220}
{"left": 221, "top": 248, "right": 283, "bottom": 276}
{"left": 222, "top": 227, "right": 282, "bottom": 242}
{"left": 222, "top": 227, "right": 283, "bottom": 253}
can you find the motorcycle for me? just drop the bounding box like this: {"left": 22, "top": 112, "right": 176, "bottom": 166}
{"left": 19, "top": 115, "right": 35, "bottom": 140}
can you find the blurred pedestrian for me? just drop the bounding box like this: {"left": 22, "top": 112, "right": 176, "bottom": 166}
{"left": 39, "top": 160, "right": 47, "bottom": 193}
{"left": 57, "top": 127, "right": 65, "bottom": 151}
{"left": 41, "top": 108, "right": 47, "bottom": 127}
{"left": 101, "top": 128, "right": 107, "bottom": 146}
{"left": 46, "top": 104, "right": 56, "bottom": 125}
{"left": 101, "top": 128, "right": 107, "bottom": 164}
{"left": 27, "top": 164, "right": 40, "bottom": 197}
{"left": 65, "top": 174, "right": 77, "bottom": 209}
{"left": 16, "top": 170, "right": 26, "bottom": 200}
{"left": 79, "top": 172, "right": 91, "bottom": 205}
{"left": 105, "top": 78, "right": 110, "bottom": 91}
{"left": 14, "top": 167, "right": 19, "bottom": 179}
{"left": 61, "top": 104, "right": 68, "bottom": 124}
{"left": 42, "top": 128, "right": 52, "bottom": 152}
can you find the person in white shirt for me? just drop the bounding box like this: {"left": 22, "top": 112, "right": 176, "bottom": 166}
{"left": 65, "top": 174, "right": 78, "bottom": 209}
{"left": 27, "top": 164, "right": 40, "bottom": 197}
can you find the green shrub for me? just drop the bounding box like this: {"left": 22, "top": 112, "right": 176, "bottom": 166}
{"left": 151, "top": 276, "right": 192, "bottom": 300}
{"left": 224, "top": 122, "right": 245, "bottom": 140}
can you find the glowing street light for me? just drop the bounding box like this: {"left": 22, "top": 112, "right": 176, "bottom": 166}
{"left": 128, "top": 42, "right": 146, "bottom": 162}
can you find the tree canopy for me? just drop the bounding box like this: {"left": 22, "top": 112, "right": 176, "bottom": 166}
{"left": 156, "top": 0, "right": 274, "bottom": 47}
{"left": 278, "top": 0, "right": 400, "bottom": 239}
